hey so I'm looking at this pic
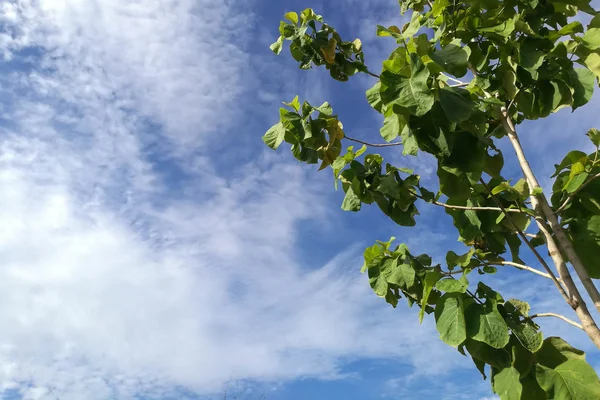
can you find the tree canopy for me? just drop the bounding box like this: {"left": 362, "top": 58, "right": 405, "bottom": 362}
{"left": 264, "top": 1, "right": 600, "bottom": 399}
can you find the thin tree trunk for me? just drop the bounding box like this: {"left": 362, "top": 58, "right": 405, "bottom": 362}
{"left": 501, "top": 109, "right": 600, "bottom": 312}
{"left": 500, "top": 108, "right": 600, "bottom": 348}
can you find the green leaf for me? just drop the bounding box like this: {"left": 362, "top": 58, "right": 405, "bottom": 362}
{"left": 568, "top": 68, "right": 595, "bottom": 110}
{"left": 436, "top": 278, "right": 468, "bottom": 293}
{"left": 341, "top": 186, "right": 362, "bottom": 211}
{"left": 510, "top": 321, "right": 543, "bottom": 353}
{"left": 270, "top": 36, "right": 284, "bottom": 55}
{"left": 283, "top": 95, "right": 301, "bottom": 112}
{"left": 519, "top": 39, "right": 545, "bottom": 73}
{"left": 465, "top": 339, "right": 511, "bottom": 369}
{"left": 565, "top": 171, "right": 589, "bottom": 194}
{"left": 262, "top": 122, "right": 286, "bottom": 149}
{"left": 466, "top": 302, "right": 510, "bottom": 349}
{"left": 380, "top": 114, "right": 401, "bottom": 142}
{"left": 484, "top": 152, "right": 504, "bottom": 178}
{"left": 503, "top": 69, "right": 518, "bottom": 100}
{"left": 395, "top": 54, "right": 434, "bottom": 116}
{"left": 437, "top": 164, "right": 471, "bottom": 201}
{"left": 430, "top": 40, "right": 471, "bottom": 77}
{"left": 521, "top": 373, "right": 547, "bottom": 400}
{"left": 438, "top": 88, "right": 474, "bottom": 122}
{"left": 284, "top": 11, "right": 299, "bottom": 25}
{"left": 420, "top": 270, "right": 443, "bottom": 322}
{"left": 401, "top": 127, "right": 419, "bottom": 156}
{"left": 387, "top": 261, "right": 416, "bottom": 289}
{"left": 582, "top": 28, "right": 600, "bottom": 48}
{"left": 368, "top": 259, "right": 390, "bottom": 297}
{"left": 569, "top": 216, "right": 600, "bottom": 279}
{"left": 435, "top": 293, "right": 467, "bottom": 347}
{"left": 493, "top": 367, "right": 522, "bottom": 400}
{"left": 582, "top": 50, "right": 600, "bottom": 79}
{"left": 366, "top": 82, "right": 383, "bottom": 113}
{"left": 478, "top": 17, "right": 516, "bottom": 37}
{"left": 587, "top": 128, "right": 600, "bottom": 147}
{"left": 536, "top": 337, "right": 585, "bottom": 369}
{"left": 536, "top": 360, "right": 600, "bottom": 399}
{"left": 456, "top": 247, "right": 476, "bottom": 267}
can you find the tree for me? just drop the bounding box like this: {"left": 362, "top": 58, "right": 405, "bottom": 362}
{"left": 263, "top": 1, "right": 600, "bottom": 399}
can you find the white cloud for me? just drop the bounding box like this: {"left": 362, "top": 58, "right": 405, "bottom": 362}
{"left": 0, "top": 1, "right": 472, "bottom": 398}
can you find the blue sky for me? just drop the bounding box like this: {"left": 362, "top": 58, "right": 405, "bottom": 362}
{"left": 0, "top": 0, "right": 599, "bottom": 399}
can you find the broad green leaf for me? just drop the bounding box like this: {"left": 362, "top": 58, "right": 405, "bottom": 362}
{"left": 568, "top": 68, "right": 595, "bottom": 110}
{"left": 263, "top": 122, "right": 286, "bottom": 149}
{"left": 283, "top": 95, "right": 301, "bottom": 112}
{"left": 587, "top": 128, "right": 600, "bottom": 147}
{"left": 519, "top": 39, "right": 545, "bottom": 73}
{"left": 284, "top": 11, "right": 299, "bottom": 25}
{"left": 503, "top": 70, "right": 518, "bottom": 100}
{"left": 505, "top": 299, "right": 530, "bottom": 317}
{"left": 362, "top": 243, "right": 383, "bottom": 273}
{"left": 564, "top": 171, "right": 588, "bottom": 193}
{"left": 582, "top": 28, "right": 600, "bottom": 48}
{"left": 569, "top": 216, "right": 600, "bottom": 278}
{"left": 380, "top": 114, "right": 401, "bottom": 142}
{"left": 401, "top": 127, "right": 418, "bottom": 156}
{"left": 478, "top": 18, "right": 516, "bottom": 37}
{"left": 493, "top": 367, "right": 522, "bottom": 400}
{"left": 387, "top": 261, "right": 416, "bottom": 289}
{"left": 430, "top": 40, "right": 471, "bottom": 77}
{"left": 402, "top": 11, "right": 422, "bottom": 38}
{"left": 536, "top": 337, "right": 585, "bottom": 369}
{"left": 395, "top": 54, "right": 434, "bottom": 116}
{"left": 466, "top": 302, "right": 510, "bottom": 349}
{"left": 510, "top": 321, "right": 543, "bottom": 353}
{"left": 438, "top": 88, "right": 474, "bottom": 122}
{"left": 341, "top": 186, "right": 361, "bottom": 211}
{"left": 366, "top": 82, "right": 383, "bottom": 113}
{"left": 484, "top": 152, "right": 504, "bottom": 178}
{"left": 436, "top": 278, "right": 468, "bottom": 293}
{"left": 536, "top": 360, "right": 600, "bottom": 399}
{"left": 420, "top": 269, "right": 443, "bottom": 322}
{"left": 582, "top": 50, "right": 600, "bottom": 79}
{"left": 437, "top": 164, "right": 471, "bottom": 201}
{"left": 435, "top": 293, "right": 467, "bottom": 347}
{"left": 465, "top": 339, "right": 511, "bottom": 368}
{"left": 521, "top": 373, "right": 547, "bottom": 400}
{"left": 368, "top": 260, "right": 389, "bottom": 296}
{"left": 270, "top": 36, "right": 284, "bottom": 55}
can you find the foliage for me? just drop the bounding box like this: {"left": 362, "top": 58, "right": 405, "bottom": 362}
{"left": 264, "top": 1, "right": 600, "bottom": 399}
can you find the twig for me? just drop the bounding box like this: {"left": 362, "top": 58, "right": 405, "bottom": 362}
{"left": 554, "top": 173, "right": 600, "bottom": 214}
{"left": 449, "top": 82, "right": 469, "bottom": 88}
{"left": 489, "top": 261, "right": 557, "bottom": 281}
{"left": 525, "top": 233, "right": 540, "bottom": 239}
{"left": 440, "top": 73, "right": 468, "bottom": 86}
{"left": 480, "top": 179, "right": 571, "bottom": 303}
{"left": 413, "top": 193, "right": 524, "bottom": 213}
{"left": 345, "top": 136, "right": 401, "bottom": 147}
{"left": 365, "top": 70, "right": 380, "bottom": 79}
{"left": 530, "top": 313, "right": 583, "bottom": 330}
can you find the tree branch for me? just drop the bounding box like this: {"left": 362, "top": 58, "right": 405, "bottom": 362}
{"left": 530, "top": 313, "right": 583, "bottom": 330}
{"left": 419, "top": 198, "right": 525, "bottom": 213}
{"left": 554, "top": 173, "right": 600, "bottom": 214}
{"left": 489, "top": 261, "right": 558, "bottom": 281}
{"left": 365, "top": 70, "right": 380, "bottom": 79}
{"left": 344, "top": 136, "right": 401, "bottom": 147}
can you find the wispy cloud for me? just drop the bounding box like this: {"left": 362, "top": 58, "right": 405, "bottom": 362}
{"left": 0, "top": 1, "right": 473, "bottom": 398}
